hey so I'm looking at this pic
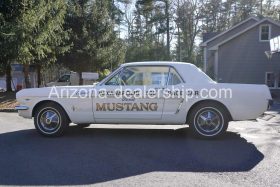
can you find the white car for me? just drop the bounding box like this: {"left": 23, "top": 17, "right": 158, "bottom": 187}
{"left": 46, "top": 72, "right": 99, "bottom": 87}
{"left": 16, "top": 61, "right": 272, "bottom": 138}
{"left": 46, "top": 72, "right": 78, "bottom": 87}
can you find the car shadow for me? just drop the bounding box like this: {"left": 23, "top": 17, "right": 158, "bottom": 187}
{"left": 0, "top": 127, "right": 264, "bottom": 185}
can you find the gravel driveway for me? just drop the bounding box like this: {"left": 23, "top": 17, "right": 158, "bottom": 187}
{"left": 0, "top": 110, "right": 279, "bottom": 186}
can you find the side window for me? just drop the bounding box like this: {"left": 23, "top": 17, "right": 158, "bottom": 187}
{"left": 118, "top": 66, "right": 169, "bottom": 86}
{"left": 105, "top": 72, "right": 122, "bottom": 85}
{"left": 265, "top": 72, "right": 275, "bottom": 88}
{"left": 168, "top": 68, "right": 182, "bottom": 85}
{"left": 105, "top": 68, "right": 135, "bottom": 86}
{"left": 104, "top": 66, "right": 183, "bottom": 86}
{"left": 120, "top": 68, "right": 135, "bottom": 85}
{"left": 151, "top": 72, "right": 168, "bottom": 86}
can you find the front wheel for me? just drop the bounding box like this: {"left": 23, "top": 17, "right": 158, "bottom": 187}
{"left": 34, "top": 103, "right": 69, "bottom": 137}
{"left": 187, "top": 102, "right": 230, "bottom": 139}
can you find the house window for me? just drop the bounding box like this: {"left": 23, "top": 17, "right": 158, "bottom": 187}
{"left": 265, "top": 72, "right": 275, "bottom": 88}
{"left": 260, "top": 25, "right": 271, "bottom": 41}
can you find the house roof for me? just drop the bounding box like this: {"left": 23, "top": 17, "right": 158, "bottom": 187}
{"left": 200, "top": 16, "right": 259, "bottom": 47}
{"left": 208, "top": 18, "right": 280, "bottom": 50}
{"left": 202, "top": 32, "right": 220, "bottom": 42}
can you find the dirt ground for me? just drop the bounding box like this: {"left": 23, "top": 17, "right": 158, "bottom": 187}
{"left": 0, "top": 92, "right": 18, "bottom": 110}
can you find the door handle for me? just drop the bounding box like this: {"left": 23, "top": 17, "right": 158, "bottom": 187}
{"left": 154, "top": 87, "right": 164, "bottom": 90}
{"left": 77, "top": 91, "right": 89, "bottom": 96}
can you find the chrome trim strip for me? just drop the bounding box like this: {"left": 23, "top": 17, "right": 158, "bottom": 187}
{"left": 175, "top": 99, "right": 185, "bottom": 114}
{"left": 15, "top": 105, "right": 29, "bottom": 110}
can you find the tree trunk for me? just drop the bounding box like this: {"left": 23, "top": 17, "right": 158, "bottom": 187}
{"left": 24, "top": 64, "right": 31, "bottom": 88}
{"left": 177, "top": 26, "right": 181, "bottom": 61}
{"left": 78, "top": 72, "right": 83, "bottom": 85}
{"left": 260, "top": 0, "right": 263, "bottom": 15}
{"left": 165, "top": 0, "right": 170, "bottom": 60}
{"left": 5, "top": 64, "right": 12, "bottom": 92}
{"left": 37, "top": 64, "right": 41, "bottom": 88}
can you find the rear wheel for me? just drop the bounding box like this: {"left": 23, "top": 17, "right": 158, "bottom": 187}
{"left": 187, "top": 101, "right": 230, "bottom": 139}
{"left": 34, "top": 102, "right": 69, "bottom": 137}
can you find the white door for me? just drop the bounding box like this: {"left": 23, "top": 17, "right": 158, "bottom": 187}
{"left": 162, "top": 67, "right": 185, "bottom": 115}
{"left": 93, "top": 66, "right": 169, "bottom": 122}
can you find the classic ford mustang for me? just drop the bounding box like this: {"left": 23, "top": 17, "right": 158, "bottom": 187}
{"left": 16, "top": 61, "right": 272, "bottom": 138}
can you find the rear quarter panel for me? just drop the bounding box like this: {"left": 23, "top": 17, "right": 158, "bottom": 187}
{"left": 218, "top": 83, "right": 271, "bottom": 120}
{"left": 184, "top": 83, "right": 271, "bottom": 121}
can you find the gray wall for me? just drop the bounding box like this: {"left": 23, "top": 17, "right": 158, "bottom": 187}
{"left": 205, "top": 18, "right": 258, "bottom": 77}
{"left": 218, "top": 21, "right": 280, "bottom": 84}
{"left": 207, "top": 18, "right": 258, "bottom": 48}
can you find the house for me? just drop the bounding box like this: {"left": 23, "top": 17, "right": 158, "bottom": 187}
{"left": 0, "top": 64, "right": 38, "bottom": 91}
{"left": 0, "top": 63, "right": 72, "bottom": 91}
{"left": 201, "top": 17, "right": 280, "bottom": 95}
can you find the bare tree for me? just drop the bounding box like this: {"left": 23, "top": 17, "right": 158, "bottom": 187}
{"left": 176, "top": 0, "right": 204, "bottom": 63}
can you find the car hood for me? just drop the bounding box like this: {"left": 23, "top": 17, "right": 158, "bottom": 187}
{"left": 16, "top": 85, "right": 96, "bottom": 98}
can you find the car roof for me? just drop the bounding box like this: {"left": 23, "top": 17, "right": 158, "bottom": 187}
{"left": 121, "top": 61, "right": 195, "bottom": 67}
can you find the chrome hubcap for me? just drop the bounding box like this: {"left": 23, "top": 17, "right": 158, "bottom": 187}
{"left": 40, "top": 110, "right": 60, "bottom": 131}
{"left": 197, "top": 110, "right": 221, "bottom": 133}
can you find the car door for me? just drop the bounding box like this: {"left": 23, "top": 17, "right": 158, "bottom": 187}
{"left": 162, "top": 67, "right": 185, "bottom": 115}
{"left": 93, "top": 65, "right": 169, "bottom": 122}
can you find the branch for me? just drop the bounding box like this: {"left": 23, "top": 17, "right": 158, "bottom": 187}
{"left": 0, "top": 32, "right": 15, "bottom": 36}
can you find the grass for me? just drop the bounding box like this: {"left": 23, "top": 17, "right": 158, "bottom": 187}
{"left": 0, "top": 91, "right": 18, "bottom": 110}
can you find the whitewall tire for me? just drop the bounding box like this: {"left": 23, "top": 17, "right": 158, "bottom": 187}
{"left": 34, "top": 103, "right": 69, "bottom": 137}
{"left": 188, "top": 101, "right": 230, "bottom": 139}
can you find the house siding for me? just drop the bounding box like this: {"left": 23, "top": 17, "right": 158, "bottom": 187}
{"left": 205, "top": 50, "right": 216, "bottom": 78}
{"left": 207, "top": 18, "right": 258, "bottom": 48}
{"left": 218, "top": 21, "right": 280, "bottom": 84}
{"left": 205, "top": 18, "right": 258, "bottom": 77}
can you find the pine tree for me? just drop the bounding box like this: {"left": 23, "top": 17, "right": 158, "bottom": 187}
{"left": 125, "top": 0, "right": 170, "bottom": 62}
{"left": 0, "top": 0, "right": 70, "bottom": 88}
{"left": 176, "top": 0, "right": 203, "bottom": 63}
{"left": 0, "top": 0, "right": 22, "bottom": 91}
{"left": 86, "top": 0, "right": 125, "bottom": 71}
{"left": 60, "top": 0, "right": 125, "bottom": 83}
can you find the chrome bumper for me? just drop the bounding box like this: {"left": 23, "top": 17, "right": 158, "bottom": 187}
{"left": 15, "top": 105, "right": 29, "bottom": 110}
